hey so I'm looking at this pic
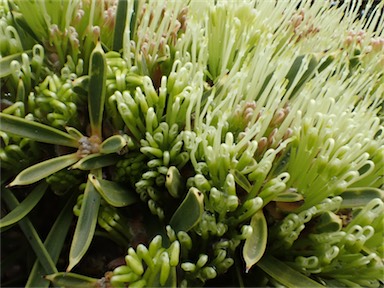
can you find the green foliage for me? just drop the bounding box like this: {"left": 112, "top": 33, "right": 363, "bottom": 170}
{"left": 1, "top": 0, "right": 384, "bottom": 287}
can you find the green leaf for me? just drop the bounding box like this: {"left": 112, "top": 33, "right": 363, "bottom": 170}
{"left": 99, "top": 134, "right": 127, "bottom": 154}
{"left": 312, "top": 211, "right": 342, "bottom": 233}
{"left": 89, "top": 174, "right": 138, "bottom": 207}
{"left": 0, "top": 50, "right": 32, "bottom": 78}
{"left": 232, "top": 169, "right": 252, "bottom": 193}
{"left": 340, "top": 187, "right": 384, "bottom": 208}
{"left": 0, "top": 181, "right": 48, "bottom": 229}
{"left": 88, "top": 42, "right": 107, "bottom": 137}
{"left": 169, "top": 187, "right": 204, "bottom": 233}
{"left": 243, "top": 209, "right": 267, "bottom": 273}
{"left": 26, "top": 193, "right": 77, "bottom": 288}
{"left": 1, "top": 189, "right": 57, "bottom": 275}
{"left": 65, "top": 127, "right": 85, "bottom": 140}
{"left": 257, "top": 254, "right": 325, "bottom": 288}
{"left": 112, "top": 0, "right": 128, "bottom": 51}
{"left": 273, "top": 190, "right": 304, "bottom": 202}
{"left": 71, "top": 153, "right": 120, "bottom": 170}
{"left": 0, "top": 113, "right": 79, "bottom": 148}
{"left": 44, "top": 272, "right": 98, "bottom": 287}
{"left": 165, "top": 166, "right": 185, "bottom": 198}
{"left": 67, "top": 176, "right": 101, "bottom": 272}
{"left": 8, "top": 153, "right": 79, "bottom": 187}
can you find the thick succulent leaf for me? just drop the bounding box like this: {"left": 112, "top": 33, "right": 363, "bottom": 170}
{"left": 89, "top": 174, "right": 138, "bottom": 207}
{"left": 67, "top": 177, "right": 101, "bottom": 272}
{"left": 0, "top": 113, "right": 79, "bottom": 147}
{"left": 273, "top": 190, "right": 304, "bottom": 202}
{"left": 88, "top": 41, "right": 107, "bottom": 137}
{"left": 44, "top": 272, "right": 98, "bottom": 287}
{"left": 232, "top": 169, "right": 252, "bottom": 193}
{"left": 340, "top": 187, "right": 384, "bottom": 208}
{"left": 8, "top": 153, "right": 79, "bottom": 187}
{"left": 65, "top": 127, "right": 84, "bottom": 140}
{"left": 26, "top": 193, "right": 77, "bottom": 287}
{"left": 0, "top": 181, "right": 48, "bottom": 229}
{"left": 257, "top": 254, "right": 325, "bottom": 288}
{"left": 169, "top": 187, "right": 204, "bottom": 233}
{"left": 243, "top": 209, "right": 267, "bottom": 273}
{"left": 71, "top": 153, "right": 120, "bottom": 170}
{"left": 1, "top": 189, "right": 57, "bottom": 275}
{"left": 99, "top": 134, "right": 127, "bottom": 154}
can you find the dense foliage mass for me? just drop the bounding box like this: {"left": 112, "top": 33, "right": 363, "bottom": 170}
{"left": 1, "top": 0, "right": 383, "bottom": 287}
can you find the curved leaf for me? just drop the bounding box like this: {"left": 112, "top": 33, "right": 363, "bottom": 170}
{"left": 26, "top": 193, "right": 77, "bottom": 288}
{"left": 67, "top": 176, "right": 101, "bottom": 272}
{"left": 243, "top": 209, "right": 267, "bottom": 273}
{"left": 165, "top": 166, "right": 185, "bottom": 198}
{"left": 8, "top": 153, "right": 79, "bottom": 187}
{"left": 89, "top": 174, "right": 138, "bottom": 207}
{"left": 44, "top": 272, "right": 98, "bottom": 287}
{"left": 0, "top": 181, "right": 48, "bottom": 229}
{"left": 99, "top": 134, "right": 127, "bottom": 154}
{"left": 88, "top": 42, "right": 107, "bottom": 137}
{"left": 169, "top": 187, "right": 204, "bottom": 233}
{"left": 257, "top": 254, "right": 325, "bottom": 288}
{"left": 0, "top": 113, "right": 79, "bottom": 148}
{"left": 0, "top": 50, "right": 32, "bottom": 78}
{"left": 71, "top": 153, "right": 120, "bottom": 170}
{"left": 340, "top": 187, "right": 384, "bottom": 208}
{"left": 65, "top": 127, "right": 84, "bottom": 140}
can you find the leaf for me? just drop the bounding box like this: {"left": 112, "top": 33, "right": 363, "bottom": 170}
{"left": 243, "top": 209, "right": 267, "bottom": 273}
{"left": 273, "top": 190, "right": 304, "bottom": 202}
{"left": 71, "top": 153, "right": 120, "bottom": 170}
{"left": 44, "top": 272, "right": 98, "bottom": 287}
{"left": 165, "top": 166, "right": 185, "bottom": 198}
{"left": 88, "top": 41, "right": 107, "bottom": 137}
{"left": 0, "top": 181, "right": 48, "bottom": 229}
{"left": 257, "top": 254, "right": 325, "bottom": 288}
{"left": 8, "top": 153, "right": 79, "bottom": 187}
{"left": 89, "top": 174, "right": 138, "bottom": 207}
{"left": 0, "top": 113, "right": 79, "bottom": 148}
{"left": 65, "top": 127, "right": 84, "bottom": 140}
{"left": 99, "top": 134, "right": 127, "bottom": 154}
{"left": 1, "top": 189, "right": 57, "bottom": 275}
{"left": 0, "top": 50, "right": 33, "bottom": 78}
{"left": 232, "top": 169, "right": 252, "bottom": 193}
{"left": 67, "top": 176, "right": 101, "bottom": 272}
{"left": 112, "top": 0, "right": 128, "bottom": 51}
{"left": 169, "top": 187, "right": 204, "bottom": 233}
{"left": 26, "top": 193, "right": 77, "bottom": 287}
{"left": 340, "top": 187, "right": 384, "bottom": 208}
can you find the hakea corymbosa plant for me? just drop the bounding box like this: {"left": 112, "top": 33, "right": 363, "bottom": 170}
{"left": 1, "top": 0, "right": 383, "bottom": 287}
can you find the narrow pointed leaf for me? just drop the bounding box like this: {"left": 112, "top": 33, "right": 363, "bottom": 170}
{"left": 67, "top": 177, "right": 101, "bottom": 271}
{"left": 89, "top": 174, "right": 138, "bottom": 207}
{"left": 1, "top": 189, "right": 57, "bottom": 275}
{"left": 88, "top": 42, "right": 107, "bottom": 137}
{"left": 44, "top": 272, "right": 98, "bottom": 287}
{"left": 169, "top": 187, "right": 204, "bottom": 233}
{"left": 232, "top": 169, "right": 252, "bottom": 193}
{"left": 26, "top": 193, "right": 77, "bottom": 287}
{"left": 0, "top": 113, "right": 78, "bottom": 147}
{"left": 243, "top": 209, "right": 267, "bottom": 273}
{"left": 99, "top": 135, "right": 127, "bottom": 154}
{"left": 273, "top": 190, "right": 304, "bottom": 202}
{"left": 8, "top": 153, "right": 79, "bottom": 187}
{"left": 112, "top": 0, "right": 128, "bottom": 51}
{"left": 0, "top": 181, "right": 48, "bottom": 229}
{"left": 257, "top": 254, "right": 325, "bottom": 288}
{"left": 71, "top": 153, "right": 120, "bottom": 170}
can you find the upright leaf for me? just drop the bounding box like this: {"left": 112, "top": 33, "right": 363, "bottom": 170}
{"left": 243, "top": 209, "right": 267, "bottom": 273}
{"left": 26, "top": 193, "right": 77, "bottom": 287}
{"left": 0, "top": 181, "right": 48, "bottom": 229}
{"left": 169, "top": 187, "right": 204, "bottom": 233}
{"left": 8, "top": 153, "right": 79, "bottom": 187}
{"left": 112, "top": 0, "right": 128, "bottom": 52}
{"left": 0, "top": 113, "right": 79, "bottom": 148}
{"left": 67, "top": 175, "right": 101, "bottom": 272}
{"left": 88, "top": 42, "right": 107, "bottom": 137}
